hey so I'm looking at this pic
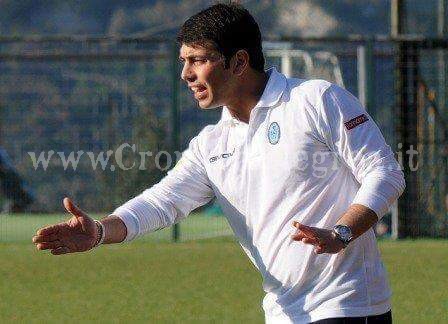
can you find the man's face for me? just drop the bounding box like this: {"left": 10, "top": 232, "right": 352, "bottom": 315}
{"left": 179, "top": 43, "right": 232, "bottom": 109}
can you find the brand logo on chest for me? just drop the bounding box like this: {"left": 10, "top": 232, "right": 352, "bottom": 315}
{"left": 268, "top": 122, "right": 281, "bottom": 145}
{"left": 209, "top": 148, "right": 235, "bottom": 163}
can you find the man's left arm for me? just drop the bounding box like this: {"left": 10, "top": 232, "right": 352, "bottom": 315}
{"left": 292, "top": 84, "right": 405, "bottom": 254}
{"left": 292, "top": 204, "right": 378, "bottom": 254}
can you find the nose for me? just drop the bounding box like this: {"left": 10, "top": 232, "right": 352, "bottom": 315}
{"left": 181, "top": 63, "right": 196, "bottom": 83}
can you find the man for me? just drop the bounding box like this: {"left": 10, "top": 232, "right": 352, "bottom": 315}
{"left": 33, "top": 3, "right": 405, "bottom": 323}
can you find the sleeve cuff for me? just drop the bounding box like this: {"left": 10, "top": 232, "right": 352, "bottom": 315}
{"left": 352, "top": 190, "right": 389, "bottom": 219}
{"left": 111, "top": 207, "right": 140, "bottom": 242}
{"left": 352, "top": 174, "right": 404, "bottom": 219}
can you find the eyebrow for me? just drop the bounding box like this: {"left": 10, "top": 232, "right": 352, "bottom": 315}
{"left": 179, "top": 53, "right": 225, "bottom": 63}
{"left": 179, "top": 55, "right": 206, "bottom": 60}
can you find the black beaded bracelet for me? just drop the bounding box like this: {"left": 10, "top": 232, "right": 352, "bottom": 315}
{"left": 93, "top": 220, "right": 105, "bottom": 247}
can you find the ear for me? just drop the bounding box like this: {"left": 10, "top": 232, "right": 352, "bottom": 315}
{"left": 231, "top": 49, "right": 249, "bottom": 76}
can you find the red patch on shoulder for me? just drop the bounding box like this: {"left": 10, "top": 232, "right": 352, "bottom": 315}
{"left": 344, "top": 114, "right": 369, "bottom": 130}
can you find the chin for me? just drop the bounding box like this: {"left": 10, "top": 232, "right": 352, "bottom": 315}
{"left": 198, "top": 99, "right": 220, "bottom": 110}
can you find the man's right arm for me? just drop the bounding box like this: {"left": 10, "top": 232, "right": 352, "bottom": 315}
{"left": 99, "top": 215, "right": 127, "bottom": 244}
{"left": 103, "top": 134, "right": 215, "bottom": 242}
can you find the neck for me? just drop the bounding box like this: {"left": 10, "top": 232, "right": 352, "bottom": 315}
{"left": 226, "top": 70, "right": 269, "bottom": 123}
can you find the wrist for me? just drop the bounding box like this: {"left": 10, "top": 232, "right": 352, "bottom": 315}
{"left": 93, "top": 220, "right": 105, "bottom": 248}
{"left": 332, "top": 224, "right": 353, "bottom": 248}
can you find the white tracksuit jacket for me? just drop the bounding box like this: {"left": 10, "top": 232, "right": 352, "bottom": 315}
{"left": 112, "top": 68, "right": 405, "bottom": 323}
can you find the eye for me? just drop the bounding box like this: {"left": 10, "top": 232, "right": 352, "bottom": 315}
{"left": 193, "top": 58, "right": 207, "bottom": 65}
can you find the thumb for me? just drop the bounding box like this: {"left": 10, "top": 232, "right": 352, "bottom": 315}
{"left": 63, "top": 197, "right": 87, "bottom": 219}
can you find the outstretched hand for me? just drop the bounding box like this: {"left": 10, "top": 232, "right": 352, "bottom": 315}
{"left": 291, "top": 221, "right": 344, "bottom": 254}
{"left": 32, "top": 197, "right": 98, "bottom": 255}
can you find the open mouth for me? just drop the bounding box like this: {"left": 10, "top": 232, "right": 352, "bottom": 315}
{"left": 190, "top": 85, "right": 208, "bottom": 100}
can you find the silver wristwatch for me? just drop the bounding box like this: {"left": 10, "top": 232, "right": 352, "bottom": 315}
{"left": 333, "top": 224, "right": 353, "bottom": 248}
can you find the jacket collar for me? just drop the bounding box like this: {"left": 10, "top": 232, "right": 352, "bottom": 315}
{"left": 221, "top": 67, "right": 287, "bottom": 122}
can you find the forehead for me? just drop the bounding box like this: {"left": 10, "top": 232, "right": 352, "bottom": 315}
{"left": 179, "top": 43, "right": 220, "bottom": 58}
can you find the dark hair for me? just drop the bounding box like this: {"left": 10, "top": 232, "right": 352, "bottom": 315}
{"left": 177, "top": 3, "right": 265, "bottom": 72}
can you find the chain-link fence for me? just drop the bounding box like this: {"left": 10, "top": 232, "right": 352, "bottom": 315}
{"left": 395, "top": 39, "right": 448, "bottom": 238}
{"left": 0, "top": 39, "right": 172, "bottom": 212}
{"left": 0, "top": 38, "right": 230, "bottom": 242}
{"left": 0, "top": 36, "right": 447, "bottom": 241}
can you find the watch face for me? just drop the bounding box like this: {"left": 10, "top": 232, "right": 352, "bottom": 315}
{"left": 339, "top": 226, "right": 350, "bottom": 236}
{"left": 335, "top": 225, "right": 352, "bottom": 241}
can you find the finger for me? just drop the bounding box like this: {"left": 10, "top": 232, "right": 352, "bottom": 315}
{"left": 296, "top": 223, "right": 320, "bottom": 238}
{"left": 36, "top": 225, "right": 59, "bottom": 236}
{"left": 33, "top": 233, "right": 59, "bottom": 243}
{"left": 291, "top": 228, "right": 306, "bottom": 239}
{"left": 51, "top": 246, "right": 70, "bottom": 255}
{"left": 292, "top": 221, "right": 318, "bottom": 237}
{"left": 302, "top": 237, "right": 320, "bottom": 245}
{"left": 291, "top": 233, "right": 306, "bottom": 241}
{"left": 36, "top": 241, "right": 64, "bottom": 250}
{"left": 63, "top": 197, "right": 86, "bottom": 219}
{"left": 291, "top": 232, "right": 317, "bottom": 242}
{"left": 291, "top": 233, "right": 320, "bottom": 245}
{"left": 314, "top": 242, "right": 328, "bottom": 254}
{"left": 292, "top": 221, "right": 306, "bottom": 229}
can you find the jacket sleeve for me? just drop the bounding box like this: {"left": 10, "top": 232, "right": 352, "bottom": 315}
{"left": 316, "top": 84, "right": 405, "bottom": 219}
{"left": 112, "top": 135, "right": 215, "bottom": 241}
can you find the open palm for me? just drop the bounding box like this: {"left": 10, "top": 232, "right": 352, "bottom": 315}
{"left": 32, "top": 197, "right": 98, "bottom": 255}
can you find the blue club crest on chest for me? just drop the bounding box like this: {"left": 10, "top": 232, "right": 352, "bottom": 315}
{"left": 268, "top": 122, "right": 281, "bottom": 145}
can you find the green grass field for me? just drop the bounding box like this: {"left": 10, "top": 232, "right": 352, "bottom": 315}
{"left": 0, "top": 215, "right": 447, "bottom": 323}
